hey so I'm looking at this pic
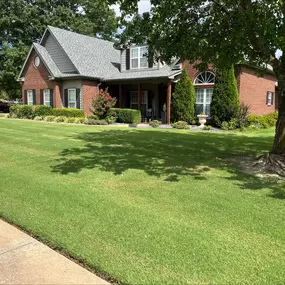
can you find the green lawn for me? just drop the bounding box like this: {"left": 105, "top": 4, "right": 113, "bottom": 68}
{"left": 1, "top": 119, "right": 285, "bottom": 285}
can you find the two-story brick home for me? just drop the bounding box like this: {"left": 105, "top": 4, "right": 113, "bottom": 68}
{"left": 18, "top": 26, "right": 277, "bottom": 124}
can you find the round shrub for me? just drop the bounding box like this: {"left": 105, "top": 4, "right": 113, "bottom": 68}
{"left": 34, "top": 116, "right": 44, "bottom": 121}
{"left": 203, "top": 125, "right": 212, "bottom": 131}
{"left": 44, "top": 115, "right": 56, "bottom": 122}
{"left": 149, "top": 120, "right": 160, "bottom": 128}
{"left": 172, "top": 121, "right": 189, "bottom": 129}
{"left": 74, "top": 117, "right": 86, "bottom": 124}
{"left": 64, "top": 117, "right": 76, "bottom": 123}
{"left": 54, "top": 116, "right": 67, "bottom": 123}
{"left": 221, "top": 121, "right": 229, "bottom": 130}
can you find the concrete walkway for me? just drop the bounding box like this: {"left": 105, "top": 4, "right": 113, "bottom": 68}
{"left": 0, "top": 219, "right": 109, "bottom": 284}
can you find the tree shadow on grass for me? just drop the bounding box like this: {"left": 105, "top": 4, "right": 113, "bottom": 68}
{"left": 51, "top": 129, "right": 285, "bottom": 199}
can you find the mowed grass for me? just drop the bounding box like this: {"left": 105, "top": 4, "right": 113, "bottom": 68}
{"left": 1, "top": 119, "right": 285, "bottom": 285}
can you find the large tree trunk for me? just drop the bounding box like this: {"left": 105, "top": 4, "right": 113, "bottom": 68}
{"left": 271, "top": 73, "right": 285, "bottom": 156}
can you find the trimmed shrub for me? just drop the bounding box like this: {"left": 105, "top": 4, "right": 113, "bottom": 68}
{"left": 54, "top": 116, "right": 67, "bottom": 123}
{"left": 84, "top": 118, "right": 108, "bottom": 125}
{"left": 51, "top": 108, "right": 84, "bottom": 118}
{"left": 64, "top": 117, "right": 76, "bottom": 123}
{"left": 87, "top": 114, "right": 99, "bottom": 120}
{"left": 34, "top": 116, "right": 44, "bottom": 121}
{"left": 228, "top": 118, "right": 238, "bottom": 130}
{"left": 149, "top": 120, "right": 160, "bottom": 128}
{"left": 247, "top": 113, "right": 277, "bottom": 129}
{"left": 203, "top": 125, "right": 212, "bottom": 131}
{"left": 44, "top": 115, "right": 56, "bottom": 122}
{"left": 172, "top": 121, "right": 189, "bottom": 129}
{"left": 112, "top": 108, "right": 141, "bottom": 124}
{"left": 221, "top": 121, "right": 229, "bottom": 130}
{"left": 210, "top": 65, "right": 240, "bottom": 126}
{"left": 32, "top": 105, "right": 52, "bottom": 118}
{"left": 74, "top": 117, "right": 86, "bottom": 124}
{"left": 171, "top": 68, "right": 195, "bottom": 122}
{"left": 10, "top": 105, "right": 33, "bottom": 119}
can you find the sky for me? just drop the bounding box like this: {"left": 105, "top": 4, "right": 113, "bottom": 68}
{"left": 111, "top": 0, "right": 151, "bottom": 16}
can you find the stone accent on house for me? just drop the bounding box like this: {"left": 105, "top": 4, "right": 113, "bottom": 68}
{"left": 82, "top": 80, "right": 99, "bottom": 116}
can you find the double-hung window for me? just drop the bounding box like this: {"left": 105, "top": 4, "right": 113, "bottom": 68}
{"left": 195, "top": 88, "right": 213, "bottom": 116}
{"left": 43, "top": 89, "right": 51, "bottom": 106}
{"left": 130, "top": 46, "right": 148, "bottom": 69}
{"left": 27, "top": 90, "right": 34, "bottom": 105}
{"left": 68, "top": 89, "right": 76, "bottom": 108}
{"left": 130, "top": 91, "right": 148, "bottom": 110}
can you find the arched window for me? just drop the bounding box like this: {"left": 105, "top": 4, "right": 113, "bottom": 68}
{"left": 194, "top": 71, "right": 215, "bottom": 116}
{"left": 194, "top": 71, "right": 215, "bottom": 85}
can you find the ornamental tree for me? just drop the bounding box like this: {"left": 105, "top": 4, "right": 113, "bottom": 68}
{"left": 111, "top": 0, "right": 285, "bottom": 171}
{"left": 171, "top": 68, "right": 195, "bottom": 122}
{"left": 92, "top": 88, "right": 117, "bottom": 121}
{"left": 211, "top": 66, "right": 240, "bottom": 126}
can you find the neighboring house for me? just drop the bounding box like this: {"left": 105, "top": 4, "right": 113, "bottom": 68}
{"left": 18, "top": 26, "right": 277, "bottom": 124}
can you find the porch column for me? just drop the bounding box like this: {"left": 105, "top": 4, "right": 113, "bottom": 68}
{"left": 138, "top": 83, "right": 141, "bottom": 110}
{"left": 167, "top": 82, "right": 172, "bottom": 125}
{"left": 119, "top": 83, "right": 123, "bottom": 108}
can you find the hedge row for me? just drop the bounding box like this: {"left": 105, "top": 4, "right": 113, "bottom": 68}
{"left": 112, "top": 108, "right": 141, "bottom": 124}
{"left": 248, "top": 112, "right": 278, "bottom": 129}
{"left": 9, "top": 105, "right": 84, "bottom": 119}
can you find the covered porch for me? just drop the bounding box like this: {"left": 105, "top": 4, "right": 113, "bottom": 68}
{"left": 103, "top": 80, "right": 173, "bottom": 124}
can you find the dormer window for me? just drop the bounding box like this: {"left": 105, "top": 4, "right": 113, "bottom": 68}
{"left": 130, "top": 46, "right": 148, "bottom": 69}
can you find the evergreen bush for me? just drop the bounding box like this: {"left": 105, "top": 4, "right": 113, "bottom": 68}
{"left": 171, "top": 68, "right": 195, "bottom": 122}
{"left": 210, "top": 65, "right": 240, "bottom": 126}
{"left": 112, "top": 108, "right": 142, "bottom": 124}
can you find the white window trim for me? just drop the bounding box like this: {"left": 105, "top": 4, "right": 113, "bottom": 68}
{"left": 195, "top": 88, "right": 212, "bottom": 115}
{"left": 130, "top": 46, "right": 149, "bottom": 69}
{"left": 68, "top": 88, "right": 77, "bottom": 109}
{"left": 43, "top": 89, "right": 50, "bottom": 106}
{"left": 27, "top": 90, "right": 33, "bottom": 105}
{"left": 194, "top": 71, "right": 215, "bottom": 86}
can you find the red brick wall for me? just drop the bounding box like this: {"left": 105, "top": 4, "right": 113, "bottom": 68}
{"left": 184, "top": 61, "right": 277, "bottom": 115}
{"left": 82, "top": 80, "right": 98, "bottom": 116}
{"left": 22, "top": 50, "right": 62, "bottom": 107}
{"left": 238, "top": 66, "right": 277, "bottom": 115}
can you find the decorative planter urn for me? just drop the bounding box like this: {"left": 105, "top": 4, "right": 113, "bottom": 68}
{"left": 197, "top": 114, "right": 208, "bottom": 127}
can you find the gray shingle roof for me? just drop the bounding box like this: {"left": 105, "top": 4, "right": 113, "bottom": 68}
{"left": 47, "top": 26, "right": 180, "bottom": 81}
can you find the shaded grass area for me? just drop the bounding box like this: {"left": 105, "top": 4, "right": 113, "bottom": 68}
{"left": 1, "top": 119, "right": 285, "bottom": 285}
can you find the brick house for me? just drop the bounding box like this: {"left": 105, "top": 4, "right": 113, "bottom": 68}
{"left": 18, "top": 26, "right": 277, "bottom": 124}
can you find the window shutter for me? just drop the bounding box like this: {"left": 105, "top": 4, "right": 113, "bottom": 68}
{"left": 64, "top": 89, "right": 68, "bottom": 108}
{"left": 40, "top": 90, "right": 43, "bottom": 105}
{"left": 33, "top": 89, "right": 36, "bottom": 105}
{"left": 126, "top": 49, "right": 130, "bottom": 70}
{"left": 50, "top": 89, "right": 54, "bottom": 107}
{"left": 76, "top": 89, "right": 81, "bottom": 109}
{"left": 24, "top": 90, "right": 27, "bottom": 104}
{"left": 271, "top": 92, "right": 274, "bottom": 105}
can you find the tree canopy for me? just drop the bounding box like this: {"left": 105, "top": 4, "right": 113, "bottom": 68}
{"left": 0, "top": 0, "right": 118, "bottom": 98}
{"left": 112, "top": 0, "right": 285, "bottom": 163}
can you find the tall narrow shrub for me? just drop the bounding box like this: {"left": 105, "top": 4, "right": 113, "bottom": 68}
{"left": 171, "top": 68, "right": 195, "bottom": 122}
{"left": 210, "top": 65, "right": 240, "bottom": 126}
